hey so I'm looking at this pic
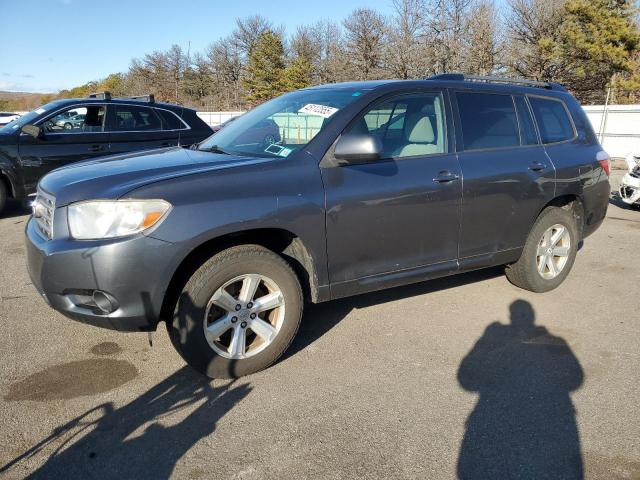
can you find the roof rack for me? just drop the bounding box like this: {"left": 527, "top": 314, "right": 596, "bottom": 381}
{"left": 88, "top": 91, "right": 112, "bottom": 100}
{"left": 86, "top": 92, "right": 156, "bottom": 103}
{"left": 427, "top": 73, "right": 566, "bottom": 91}
{"left": 124, "top": 94, "right": 155, "bottom": 103}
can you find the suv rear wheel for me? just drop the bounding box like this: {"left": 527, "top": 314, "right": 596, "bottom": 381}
{"left": 167, "top": 245, "right": 303, "bottom": 378}
{"left": 505, "top": 207, "right": 579, "bottom": 292}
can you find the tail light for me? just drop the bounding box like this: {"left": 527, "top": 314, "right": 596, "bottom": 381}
{"left": 597, "top": 150, "right": 610, "bottom": 177}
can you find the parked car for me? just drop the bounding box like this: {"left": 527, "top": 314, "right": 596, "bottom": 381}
{"left": 55, "top": 113, "right": 85, "bottom": 130}
{"left": 0, "top": 92, "right": 213, "bottom": 215}
{"left": 211, "top": 115, "right": 240, "bottom": 133}
{"left": 25, "top": 74, "right": 610, "bottom": 379}
{"left": 619, "top": 150, "right": 640, "bottom": 206}
{"left": 0, "top": 112, "right": 20, "bottom": 126}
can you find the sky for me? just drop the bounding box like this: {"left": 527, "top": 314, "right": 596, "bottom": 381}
{"left": 0, "top": 0, "right": 396, "bottom": 93}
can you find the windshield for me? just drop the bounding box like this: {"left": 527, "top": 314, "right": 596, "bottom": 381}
{"left": 0, "top": 102, "right": 61, "bottom": 133}
{"left": 198, "top": 88, "right": 367, "bottom": 158}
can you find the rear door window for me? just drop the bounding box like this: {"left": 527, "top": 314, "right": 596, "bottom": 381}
{"left": 111, "top": 105, "right": 161, "bottom": 131}
{"left": 528, "top": 97, "right": 575, "bottom": 144}
{"left": 514, "top": 96, "right": 538, "bottom": 145}
{"left": 456, "top": 92, "right": 519, "bottom": 150}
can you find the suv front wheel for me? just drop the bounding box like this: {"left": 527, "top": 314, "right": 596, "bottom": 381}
{"left": 505, "top": 206, "right": 579, "bottom": 293}
{"left": 167, "top": 245, "right": 303, "bottom": 378}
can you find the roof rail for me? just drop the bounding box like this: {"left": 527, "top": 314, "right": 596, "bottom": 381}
{"left": 124, "top": 94, "right": 155, "bottom": 103}
{"left": 88, "top": 91, "right": 112, "bottom": 100}
{"left": 427, "top": 73, "right": 566, "bottom": 91}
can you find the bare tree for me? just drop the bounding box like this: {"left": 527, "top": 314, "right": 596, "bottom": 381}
{"left": 343, "top": 8, "right": 387, "bottom": 80}
{"left": 427, "top": 0, "right": 473, "bottom": 74}
{"left": 463, "top": 0, "right": 501, "bottom": 75}
{"left": 166, "top": 44, "right": 188, "bottom": 102}
{"left": 505, "top": 0, "right": 565, "bottom": 80}
{"left": 385, "top": 0, "right": 428, "bottom": 79}
{"left": 207, "top": 36, "right": 244, "bottom": 109}
{"left": 233, "top": 15, "right": 274, "bottom": 56}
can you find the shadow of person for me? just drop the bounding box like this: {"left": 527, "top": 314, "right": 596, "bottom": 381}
{"left": 457, "top": 299, "right": 584, "bottom": 480}
{"left": 1, "top": 366, "right": 251, "bottom": 479}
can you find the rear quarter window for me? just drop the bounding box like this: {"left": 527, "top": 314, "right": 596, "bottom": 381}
{"left": 156, "top": 109, "right": 186, "bottom": 130}
{"left": 456, "top": 92, "right": 520, "bottom": 150}
{"left": 528, "top": 97, "right": 575, "bottom": 144}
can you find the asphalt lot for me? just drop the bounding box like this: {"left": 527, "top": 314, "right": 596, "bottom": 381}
{"left": 0, "top": 170, "right": 638, "bottom": 479}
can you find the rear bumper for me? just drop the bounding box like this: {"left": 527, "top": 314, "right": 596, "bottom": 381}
{"left": 25, "top": 217, "right": 180, "bottom": 331}
{"left": 581, "top": 176, "right": 610, "bottom": 239}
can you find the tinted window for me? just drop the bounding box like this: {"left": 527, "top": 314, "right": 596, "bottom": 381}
{"left": 514, "top": 96, "right": 538, "bottom": 145}
{"left": 457, "top": 92, "right": 519, "bottom": 150}
{"left": 156, "top": 109, "right": 186, "bottom": 130}
{"left": 112, "top": 105, "right": 161, "bottom": 131}
{"left": 528, "top": 97, "right": 574, "bottom": 144}
{"left": 345, "top": 92, "right": 446, "bottom": 159}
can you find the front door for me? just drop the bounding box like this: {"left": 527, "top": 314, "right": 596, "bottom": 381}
{"left": 18, "top": 104, "right": 108, "bottom": 193}
{"left": 321, "top": 90, "right": 461, "bottom": 294}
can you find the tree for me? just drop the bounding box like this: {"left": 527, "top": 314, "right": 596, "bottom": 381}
{"left": 343, "top": 8, "right": 387, "bottom": 80}
{"left": 242, "top": 30, "right": 287, "bottom": 104}
{"left": 385, "top": 0, "right": 428, "bottom": 79}
{"left": 504, "top": 0, "right": 565, "bottom": 80}
{"left": 283, "top": 55, "right": 312, "bottom": 90}
{"left": 427, "top": 0, "right": 473, "bottom": 73}
{"left": 233, "top": 15, "right": 274, "bottom": 57}
{"left": 464, "top": 0, "right": 501, "bottom": 75}
{"left": 207, "top": 36, "right": 244, "bottom": 109}
{"left": 559, "top": 0, "right": 640, "bottom": 103}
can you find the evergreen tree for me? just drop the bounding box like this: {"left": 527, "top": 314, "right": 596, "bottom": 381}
{"left": 559, "top": 0, "right": 640, "bottom": 103}
{"left": 283, "top": 56, "right": 312, "bottom": 91}
{"left": 242, "top": 30, "right": 287, "bottom": 104}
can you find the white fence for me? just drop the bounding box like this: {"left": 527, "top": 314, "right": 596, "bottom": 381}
{"left": 196, "top": 111, "right": 244, "bottom": 127}
{"left": 583, "top": 105, "right": 640, "bottom": 159}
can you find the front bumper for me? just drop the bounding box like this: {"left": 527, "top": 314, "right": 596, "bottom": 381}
{"left": 25, "top": 217, "right": 180, "bottom": 331}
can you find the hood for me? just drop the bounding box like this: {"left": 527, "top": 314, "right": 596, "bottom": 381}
{"left": 40, "top": 147, "right": 275, "bottom": 206}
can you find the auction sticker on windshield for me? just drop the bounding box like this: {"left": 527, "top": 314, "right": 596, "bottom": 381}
{"left": 298, "top": 104, "right": 339, "bottom": 118}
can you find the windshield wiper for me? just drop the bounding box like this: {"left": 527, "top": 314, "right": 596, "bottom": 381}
{"left": 201, "top": 144, "right": 231, "bottom": 155}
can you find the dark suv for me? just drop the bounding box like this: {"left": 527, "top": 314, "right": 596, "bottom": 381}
{"left": 25, "top": 74, "right": 610, "bottom": 378}
{"left": 0, "top": 93, "right": 212, "bottom": 214}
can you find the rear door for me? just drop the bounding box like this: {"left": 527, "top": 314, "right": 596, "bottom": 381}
{"left": 106, "top": 104, "right": 175, "bottom": 155}
{"left": 322, "top": 89, "right": 462, "bottom": 293}
{"left": 18, "top": 104, "right": 109, "bottom": 192}
{"left": 453, "top": 90, "right": 555, "bottom": 260}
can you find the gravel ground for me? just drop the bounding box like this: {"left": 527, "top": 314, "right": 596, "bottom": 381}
{"left": 0, "top": 170, "right": 638, "bottom": 479}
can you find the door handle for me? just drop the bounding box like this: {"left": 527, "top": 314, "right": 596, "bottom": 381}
{"left": 433, "top": 171, "right": 460, "bottom": 184}
{"left": 88, "top": 144, "right": 105, "bottom": 152}
{"left": 528, "top": 162, "right": 547, "bottom": 172}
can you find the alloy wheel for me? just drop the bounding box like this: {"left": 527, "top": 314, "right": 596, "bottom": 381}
{"left": 203, "top": 274, "right": 285, "bottom": 359}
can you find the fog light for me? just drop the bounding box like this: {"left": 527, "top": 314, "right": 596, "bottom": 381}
{"left": 92, "top": 290, "right": 118, "bottom": 314}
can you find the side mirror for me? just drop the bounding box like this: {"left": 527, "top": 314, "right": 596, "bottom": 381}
{"left": 334, "top": 133, "right": 383, "bottom": 165}
{"left": 21, "top": 124, "right": 42, "bottom": 139}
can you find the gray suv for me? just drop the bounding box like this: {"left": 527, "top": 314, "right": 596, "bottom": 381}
{"left": 25, "top": 74, "right": 610, "bottom": 378}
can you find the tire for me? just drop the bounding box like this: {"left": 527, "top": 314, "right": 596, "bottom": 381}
{"left": 505, "top": 206, "right": 579, "bottom": 293}
{"left": 167, "top": 244, "right": 303, "bottom": 378}
{"left": 0, "top": 180, "right": 7, "bottom": 216}
{"left": 64, "top": 122, "right": 73, "bottom": 130}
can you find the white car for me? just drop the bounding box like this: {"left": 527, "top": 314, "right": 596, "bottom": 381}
{"left": 619, "top": 151, "right": 640, "bottom": 206}
{"left": 0, "top": 112, "right": 20, "bottom": 126}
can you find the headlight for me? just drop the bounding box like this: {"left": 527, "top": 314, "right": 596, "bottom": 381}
{"left": 68, "top": 199, "right": 171, "bottom": 240}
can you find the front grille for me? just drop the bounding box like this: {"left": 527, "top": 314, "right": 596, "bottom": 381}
{"left": 34, "top": 188, "right": 55, "bottom": 239}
